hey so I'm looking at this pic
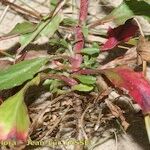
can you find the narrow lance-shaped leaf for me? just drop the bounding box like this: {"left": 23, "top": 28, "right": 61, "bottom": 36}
{"left": 73, "top": 75, "right": 96, "bottom": 85}
{"left": 72, "top": 0, "right": 89, "bottom": 70}
{"left": 50, "top": 0, "right": 58, "bottom": 11}
{"left": 0, "top": 57, "right": 48, "bottom": 90}
{"left": 82, "top": 24, "right": 89, "bottom": 38}
{"left": 48, "top": 74, "right": 78, "bottom": 86}
{"left": 103, "top": 67, "right": 150, "bottom": 114}
{"left": 40, "top": 13, "right": 63, "bottom": 37}
{"left": 6, "top": 21, "right": 37, "bottom": 36}
{"left": 72, "top": 83, "right": 93, "bottom": 92}
{"left": 81, "top": 47, "right": 100, "bottom": 55}
{"left": 103, "top": 67, "right": 150, "bottom": 142}
{"left": 62, "top": 18, "right": 77, "bottom": 26}
{"left": 102, "top": 19, "right": 138, "bottom": 51}
{"left": 20, "top": 13, "right": 63, "bottom": 48}
{"left": 0, "top": 75, "right": 40, "bottom": 141}
{"left": 103, "top": 0, "right": 150, "bottom": 25}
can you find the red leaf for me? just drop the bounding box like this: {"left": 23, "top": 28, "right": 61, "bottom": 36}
{"left": 75, "top": 68, "right": 99, "bottom": 75}
{"left": 7, "top": 127, "right": 27, "bottom": 141}
{"left": 69, "top": 54, "right": 83, "bottom": 71}
{"left": 102, "top": 19, "right": 138, "bottom": 51}
{"left": 0, "top": 125, "right": 28, "bottom": 141}
{"left": 48, "top": 74, "right": 78, "bottom": 86}
{"left": 103, "top": 67, "right": 150, "bottom": 114}
{"left": 72, "top": 0, "right": 89, "bottom": 70}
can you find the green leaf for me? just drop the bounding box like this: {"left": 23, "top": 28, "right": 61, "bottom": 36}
{"left": 74, "top": 75, "right": 96, "bottom": 85}
{"left": 0, "top": 75, "right": 40, "bottom": 141}
{"left": 0, "top": 57, "right": 48, "bottom": 90}
{"left": 49, "top": 39, "right": 68, "bottom": 48}
{"left": 43, "top": 79, "right": 63, "bottom": 93}
{"left": 82, "top": 25, "right": 89, "bottom": 38}
{"left": 104, "top": 0, "right": 150, "bottom": 25}
{"left": 126, "top": 38, "right": 138, "bottom": 45}
{"left": 19, "top": 13, "right": 63, "bottom": 49}
{"left": 81, "top": 48, "right": 100, "bottom": 55}
{"left": 43, "top": 79, "right": 53, "bottom": 86}
{"left": 82, "top": 55, "right": 99, "bottom": 69}
{"left": 50, "top": 0, "right": 58, "bottom": 11}
{"left": 72, "top": 84, "right": 93, "bottom": 92}
{"left": 40, "top": 14, "right": 63, "bottom": 37}
{"left": 62, "top": 18, "right": 77, "bottom": 26}
{"left": 7, "top": 21, "right": 37, "bottom": 36}
{"left": 144, "top": 0, "right": 150, "bottom": 4}
{"left": 20, "top": 33, "right": 33, "bottom": 46}
{"left": 49, "top": 79, "right": 62, "bottom": 93}
{"left": 92, "top": 42, "right": 100, "bottom": 49}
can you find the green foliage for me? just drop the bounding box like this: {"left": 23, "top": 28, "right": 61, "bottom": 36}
{"left": 0, "top": 58, "right": 48, "bottom": 90}
{"left": 82, "top": 25, "right": 89, "bottom": 38}
{"left": 20, "top": 13, "right": 63, "bottom": 49}
{"left": 43, "top": 79, "right": 63, "bottom": 93}
{"left": 0, "top": 75, "right": 40, "bottom": 141}
{"left": 82, "top": 55, "right": 99, "bottom": 69}
{"left": 49, "top": 39, "right": 68, "bottom": 48}
{"left": 7, "top": 21, "right": 37, "bottom": 36}
{"left": 40, "top": 14, "right": 63, "bottom": 37}
{"left": 92, "top": 42, "right": 100, "bottom": 49}
{"left": 74, "top": 75, "right": 96, "bottom": 85}
{"left": 62, "top": 18, "right": 77, "bottom": 26}
{"left": 104, "top": 0, "right": 150, "bottom": 25}
{"left": 50, "top": 0, "right": 58, "bottom": 11}
{"left": 81, "top": 48, "right": 100, "bottom": 55}
{"left": 1, "top": 0, "right": 150, "bottom": 143}
{"left": 72, "top": 84, "right": 94, "bottom": 92}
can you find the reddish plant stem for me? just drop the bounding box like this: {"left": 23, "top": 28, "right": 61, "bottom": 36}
{"left": 74, "top": 68, "right": 100, "bottom": 75}
{"left": 79, "top": 0, "right": 89, "bottom": 24}
{"left": 74, "top": 26, "right": 84, "bottom": 53}
{"left": 48, "top": 74, "right": 78, "bottom": 86}
{"left": 71, "top": 0, "right": 89, "bottom": 70}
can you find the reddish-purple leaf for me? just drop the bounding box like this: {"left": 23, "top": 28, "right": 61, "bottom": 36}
{"left": 4, "top": 127, "right": 27, "bottom": 141}
{"left": 75, "top": 68, "right": 99, "bottom": 75}
{"left": 103, "top": 67, "right": 150, "bottom": 114}
{"left": 74, "top": 0, "right": 88, "bottom": 52}
{"left": 48, "top": 74, "right": 78, "bottom": 86}
{"left": 72, "top": 0, "right": 89, "bottom": 70}
{"left": 69, "top": 54, "right": 83, "bottom": 71}
{"left": 74, "top": 26, "right": 84, "bottom": 53}
{"left": 102, "top": 19, "right": 138, "bottom": 51}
